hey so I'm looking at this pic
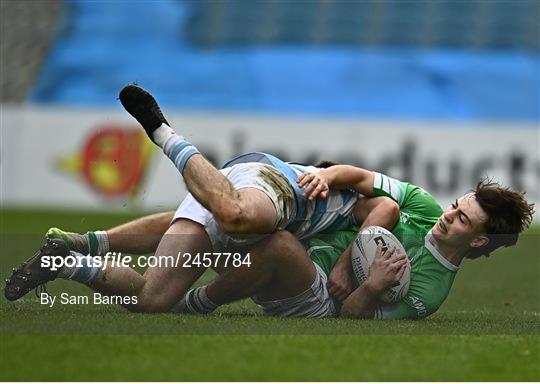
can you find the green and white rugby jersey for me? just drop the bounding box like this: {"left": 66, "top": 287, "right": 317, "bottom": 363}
{"left": 307, "top": 172, "right": 459, "bottom": 320}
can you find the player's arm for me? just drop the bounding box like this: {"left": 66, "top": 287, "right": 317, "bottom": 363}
{"left": 328, "top": 196, "right": 400, "bottom": 302}
{"left": 298, "top": 165, "right": 374, "bottom": 200}
{"left": 340, "top": 245, "right": 408, "bottom": 319}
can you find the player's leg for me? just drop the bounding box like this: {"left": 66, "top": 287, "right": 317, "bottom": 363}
{"left": 90, "top": 218, "right": 212, "bottom": 312}
{"left": 46, "top": 211, "right": 174, "bottom": 255}
{"left": 172, "top": 230, "right": 318, "bottom": 314}
{"left": 107, "top": 211, "right": 174, "bottom": 254}
{"left": 6, "top": 219, "right": 212, "bottom": 313}
{"left": 119, "top": 85, "right": 278, "bottom": 235}
{"left": 202, "top": 197, "right": 396, "bottom": 309}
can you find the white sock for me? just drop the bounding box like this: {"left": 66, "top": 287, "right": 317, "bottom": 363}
{"left": 57, "top": 252, "right": 101, "bottom": 283}
{"left": 94, "top": 231, "right": 110, "bottom": 255}
{"left": 86, "top": 230, "right": 109, "bottom": 255}
{"left": 57, "top": 254, "right": 77, "bottom": 279}
{"left": 152, "top": 123, "right": 176, "bottom": 147}
{"left": 183, "top": 286, "right": 219, "bottom": 314}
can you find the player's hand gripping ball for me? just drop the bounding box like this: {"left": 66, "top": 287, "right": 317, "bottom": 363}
{"left": 351, "top": 226, "right": 411, "bottom": 303}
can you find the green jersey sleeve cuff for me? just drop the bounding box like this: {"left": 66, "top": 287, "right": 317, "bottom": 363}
{"left": 372, "top": 172, "right": 405, "bottom": 205}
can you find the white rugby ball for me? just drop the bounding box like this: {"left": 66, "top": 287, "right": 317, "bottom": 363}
{"left": 351, "top": 226, "right": 410, "bottom": 303}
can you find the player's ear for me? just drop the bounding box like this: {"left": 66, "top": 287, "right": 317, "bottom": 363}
{"left": 470, "top": 235, "right": 489, "bottom": 248}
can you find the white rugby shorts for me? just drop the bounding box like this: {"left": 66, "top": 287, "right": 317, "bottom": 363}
{"left": 252, "top": 262, "right": 337, "bottom": 318}
{"left": 173, "top": 162, "right": 296, "bottom": 250}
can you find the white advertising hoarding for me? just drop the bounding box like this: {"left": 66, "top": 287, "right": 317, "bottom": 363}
{"left": 1, "top": 105, "right": 538, "bottom": 221}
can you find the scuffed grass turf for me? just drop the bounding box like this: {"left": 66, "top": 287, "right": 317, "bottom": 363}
{"left": 1, "top": 208, "right": 539, "bottom": 381}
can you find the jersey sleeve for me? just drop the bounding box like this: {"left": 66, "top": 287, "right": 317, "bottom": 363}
{"left": 371, "top": 172, "right": 443, "bottom": 218}
{"left": 373, "top": 289, "right": 440, "bottom": 320}
{"left": 371, "top": 172, "right": 407, "bottom": 205}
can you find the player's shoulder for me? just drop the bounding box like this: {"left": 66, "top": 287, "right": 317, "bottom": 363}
{"left": 404, "top": 182, "right": 437, "bottom": 202}
{"left": 401, "top": 183, "right": 443, "bottom": 216}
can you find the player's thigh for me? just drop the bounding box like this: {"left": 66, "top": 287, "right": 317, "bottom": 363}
{"left": 252, "top": 230, "right": 317, "bottom": 301}
{"left": 236, "top": 187, "right": 278, "bottom": 234}
{"left": 139, "top": 219, "right": 212, "bottom": 310}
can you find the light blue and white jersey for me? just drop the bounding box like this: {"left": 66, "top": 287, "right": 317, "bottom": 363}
{"left": 222, "top": 152, "right": 359, "bottom": 240}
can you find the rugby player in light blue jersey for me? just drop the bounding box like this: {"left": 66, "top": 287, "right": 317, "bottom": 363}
{"left": 4, "top": 85, "right": 373, "bottom": 312}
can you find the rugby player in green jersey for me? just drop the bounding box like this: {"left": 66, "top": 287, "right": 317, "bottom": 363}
{"left": 297, "top": 166, "right": 534, "bottom": 319}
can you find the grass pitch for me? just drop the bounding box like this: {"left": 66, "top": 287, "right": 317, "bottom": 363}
{"left": 1, "top": 208, "right": 539, "bottom": 381}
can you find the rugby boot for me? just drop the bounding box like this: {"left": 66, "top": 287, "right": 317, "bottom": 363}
{"left": 46, "top": 227, "right": 90, "bottom": 255}
{"left": 4, "top": 238, "right": 69, "bottom": 301}
{"left": 119, "top": 84, "right": 170, "bottom": 143}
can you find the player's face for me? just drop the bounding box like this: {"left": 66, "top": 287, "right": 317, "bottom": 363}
{"left": 432, "top": 193, "right": 488, "bottom": 248}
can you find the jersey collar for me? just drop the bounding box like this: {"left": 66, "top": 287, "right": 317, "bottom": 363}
{"left": 425, "top": 231, "right": 460, "bottom": 272}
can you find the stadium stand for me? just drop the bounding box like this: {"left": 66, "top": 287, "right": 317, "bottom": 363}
{"left": 1, "top": 0, "right": 63, "bottom": 102}
{"left": 3, "top": 0, "right": 538, "bottom": 121}
{"left": 185, "top": 0, "right": 539, "bottom": 50}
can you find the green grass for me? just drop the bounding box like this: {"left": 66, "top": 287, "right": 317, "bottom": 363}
{"left": 1, "top": 335, "right": 537, "bottom": 381}
{"left": 1, "top": 208, "right": 539, "bottom": 381}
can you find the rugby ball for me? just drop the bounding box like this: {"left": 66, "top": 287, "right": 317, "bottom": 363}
{"left": 351, "top": 226, "right": 410, "bottom": 303}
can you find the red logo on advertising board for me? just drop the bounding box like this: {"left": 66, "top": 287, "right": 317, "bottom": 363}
{"left": 57, "top": 125, "right": 155, "bottom": 197}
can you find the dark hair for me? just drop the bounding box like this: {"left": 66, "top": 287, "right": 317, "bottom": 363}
{"left": 466, "top": 179, "right": 535, "bottom": 259}
{"left": 314, "top": 160, "right": 340, "bottom": 168}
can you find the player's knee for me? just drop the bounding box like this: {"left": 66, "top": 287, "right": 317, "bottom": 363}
{"left": 267, "top": 230, "right": 296, "bottom": 249}
{"left": 256, "top": 230, "right": 299, "bottom": 263}
{"left": 275, "top": 231, "right": 302, "bottom": 256}
{"left": 383, "top": 199, "right": 400, "bottom": 226}
{"left": 216, "top": 204, "right": 251, "bottom": 235}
